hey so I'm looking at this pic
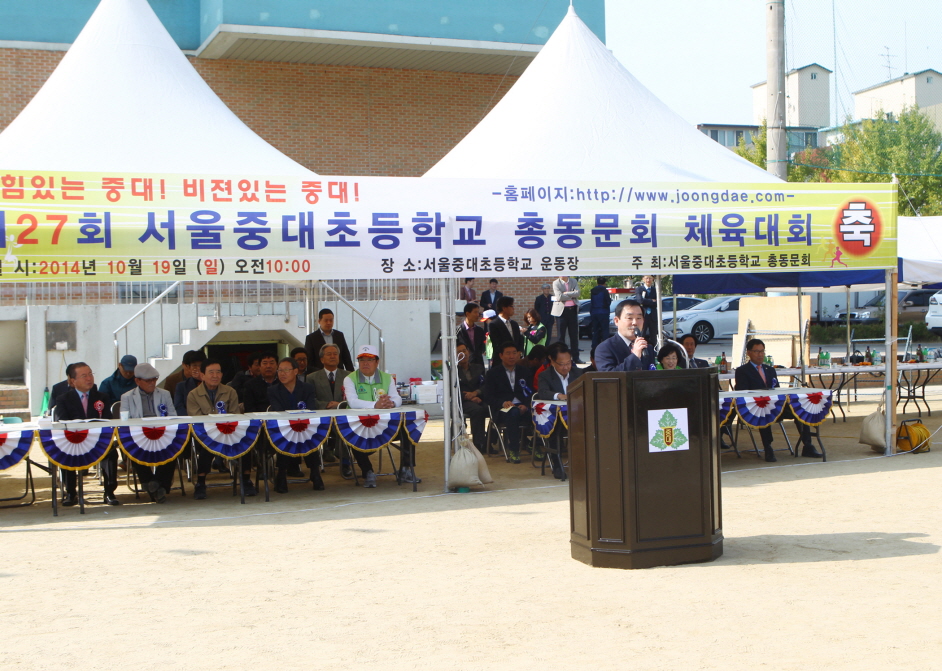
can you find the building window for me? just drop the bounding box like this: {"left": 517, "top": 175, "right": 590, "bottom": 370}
{"left": 811, "top": 72, "right": 817, "bottom": 80}
{"left": 710, "top": 129, "right": 719, "bottom": 142}
{"left": 735, "top": 130, "right": 744, "bottom": 145}
{"left": 928, "top": 76, "right": 934, "bottom": 84}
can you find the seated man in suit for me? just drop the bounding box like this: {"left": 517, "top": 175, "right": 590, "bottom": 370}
{"left": 309, "top": 343, "right": 349, "bottom": 472}
{"left": 305, "top": 308, "right": 354, "bottom": 374}
{"left": 734, "top": 338, "right": 823, "bottom": 463}
{"left": 187, "top": 359, "right": 256, "bottom": 498}
{"left": 55, "top": 362, "right": 119, "bottom": 506}
{"left": 267, "top": 357, "right": 324, "bottom": 493}
{"left": 121, "top": 363, "right": 175, "bottom": 503}
{"left": 456, "top": 302, "right": 487, "bottom": 366}
{"left": 342, "top": 345, "right": 418, "bottom": 487}
{"left": 679, "top": 334, "right": 711, "bottom": 369}
{"left": 536, "top": 342, "right": 583, "bottom": 479}
{"left": 596, "top": 299, "right": 655, "bottom": 372}
{"left": 486, "top": 296, "right": 523, "bottom": 365}
{"left": 482, "top": 341, "right": 533, "bottom": 464}
{"left": 455, "top": 342, "right": 487, "bottom": 453}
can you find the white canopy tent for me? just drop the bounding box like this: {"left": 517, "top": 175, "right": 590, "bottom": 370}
{"left": 425, "top": 6, "right": 779, "bottom": 182}
{"left": 0, "top": 0, "right": 314, "bottom": 176}
{"left": 899, "top": 216, "right": 942, "bottom": 284}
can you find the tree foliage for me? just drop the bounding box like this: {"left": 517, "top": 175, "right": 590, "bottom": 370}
{"left": 790, "top": 107, "right": 942, "bottom": 215}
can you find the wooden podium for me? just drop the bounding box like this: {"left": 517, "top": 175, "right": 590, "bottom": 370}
{"left": 568, "top": 369, "right": 723, "bottom": 569}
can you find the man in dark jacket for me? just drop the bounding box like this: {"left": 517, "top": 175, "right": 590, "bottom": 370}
{"left": 536, "top": 342, "right": 583, "bottom": 479}
{"left": 479, "top": 279, "right": 503, "bottom": 312}
{"left": 456, "top": 303, "right": 487, "bottom": 366}
{"left": 486, "top": 296, "right": 524, "bottom": 365}
{"left": 482, "top": 342, "right": 533, "bottom": 463}
{"left": 634, "top": 275, "right": 659, "bottom": 339}
{"left": 455, "top": 342, "right": 487, "bottom": 452}
{"left": 734, "top": 338, "right": 822, "bottom": 463}
{"left": 589, "top": 277, "right": 612, "bottom": 350}
{"left": 54, "top": 362, "right": 119, "bottom": 506}
{"left": 304, "top": 308, "right": 354, "bottom": 374}
{"left": 267, "top": 357, "right": 324, "bottom": 493}
{"left": 596, "top": 300, "right": 655, "bottom": 372}
{"left": 98, "top": 354, "right": 137, "bottom": 406}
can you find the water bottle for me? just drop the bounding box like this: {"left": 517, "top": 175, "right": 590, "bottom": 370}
{"left": 823, "top": 350, "right": 830, "bottom": 369}
{"left": 873, "top": 350, "right": 882, "bottom": 365}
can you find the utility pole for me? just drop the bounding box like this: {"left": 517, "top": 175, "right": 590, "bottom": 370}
{"left": 766, "top": 1, "right": 787, "bottom": 180}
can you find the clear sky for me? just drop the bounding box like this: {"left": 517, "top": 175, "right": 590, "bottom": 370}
{"left": 603, "top": 0, "right": 942, "bottom": 126}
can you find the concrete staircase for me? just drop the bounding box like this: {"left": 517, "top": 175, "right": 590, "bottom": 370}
{"left": 0, "top": 383, "right": 32, "bottom": 422}
{"left": 146, "top": 303, "right": 308, "bottom": 380}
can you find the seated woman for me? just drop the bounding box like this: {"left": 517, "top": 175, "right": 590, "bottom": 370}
{"left": 522, "top": 308, "right": 548, "bottom": 355}
{"left": 656, "top": 343, "right": 683, "bottom": 370}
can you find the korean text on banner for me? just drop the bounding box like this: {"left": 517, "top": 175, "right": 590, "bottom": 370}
{"left": 0, "top": 173, "right": 897, "bottom": 281}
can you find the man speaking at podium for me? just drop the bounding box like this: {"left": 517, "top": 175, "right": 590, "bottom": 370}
{"left": 595, "top": 300, "right": 655, "bottom": 372}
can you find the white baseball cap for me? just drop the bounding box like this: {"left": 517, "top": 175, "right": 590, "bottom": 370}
{"left": 481, "top": 309, "right": 497, "bottom": 320}
{"left": 356, "top": 344, "right": 380, "bottom": 359}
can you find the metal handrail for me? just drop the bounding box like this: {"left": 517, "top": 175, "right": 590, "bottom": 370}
{"left": 317, "top": 281, "right": 385, "bottom": 364}
{"left": 112, "top": 281, "right": 182, "bottom": 367}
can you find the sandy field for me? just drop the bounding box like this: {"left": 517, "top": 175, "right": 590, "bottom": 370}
{"left": 1, "top": 401, "right": 941, "bottom": 670}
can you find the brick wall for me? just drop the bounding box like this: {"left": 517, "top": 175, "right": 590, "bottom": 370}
{"left": 0, "top": 48, "right": 516, "bottom": 177}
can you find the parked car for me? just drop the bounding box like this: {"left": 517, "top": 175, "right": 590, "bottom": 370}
{"left": 926, "top": 291, "right": 942, "bottom": 335}
{"left": 579, "top": 296, "right": 703, "bottom": 338}
{"left": 838, "top": 289, "right": 936, "bottom": 324}
{"left": 661, "top": 295, "right": 752, "bottom": 344}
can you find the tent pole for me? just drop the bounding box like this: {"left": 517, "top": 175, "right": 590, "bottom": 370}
{"left": 797, "top": 284, "right": 806, "bottom": 384}
{"left": 845, "top": 285, "right": 851, "bottom": 364}
{"left": 655, "top": 274, "right": 664, "bottom": 349}
{"left": 439, "top": 278, "right": 454, "bottom": 491}
{"left": 885, "top": 269, "right": 898, "bottom": 455}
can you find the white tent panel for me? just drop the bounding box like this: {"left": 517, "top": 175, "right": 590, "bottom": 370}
{"left": 425, "top": 7, "right": 779, "bottom": 183}
{"left": 899, "top": 216, "right": 942, "bottom": 284}
{"left": 0, "top": 0, "right": 314, "bottom": 176}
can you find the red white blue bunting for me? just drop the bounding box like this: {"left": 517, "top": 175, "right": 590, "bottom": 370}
{"left": 0, "top": 429, "right": 35, "bottom": 471}
{"left": 191, "top": 419, "right": 261, "bottom": 459}
{"left": 334, "top": 413, "right": 403, "bottom": 453}
{"left": 400, "top": 410, "right": 429, "bottom": 446}
{"left": 787, "top": 390, "right": 833, "bottom": 426}
{"left": 117, "top": 424, "right": 190, "bottom": 467}
{"left": 264, "top": 417, "right": 332, "bottom": 456}
{"left": 532, "top": 402, "right": 558, "bottom": 439}
{"left": 39, "top": 426, "right": 116, "bottom": 471}
{"left": 719, "top": 397, "right": 734, "bottom": 427}
{"left": 735, "top": 394, "right": 787, "bottom": 429}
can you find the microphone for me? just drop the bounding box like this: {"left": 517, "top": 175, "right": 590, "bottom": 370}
{"left": 633, "top": 328, "right": 642, "bottom": 338}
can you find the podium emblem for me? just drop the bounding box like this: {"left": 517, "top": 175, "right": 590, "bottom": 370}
{"left": 647, "top": 408, "right": 689, "bottom": 452}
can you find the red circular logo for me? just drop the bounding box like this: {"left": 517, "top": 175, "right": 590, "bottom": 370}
{"left": 359, "top": 415, "right": 380, "bottom": 428}
{"left": 215, "top": 422, "right": 238, "bottom": 435}
{"left": 834, "top": 200, "right": 882, "bottom": 257}
{"left": 65, "top": 429, "right": 89, "bottom": 444}
{"left": 142, "top": 426, "right": 166, "bottom": 440}
{"left": 288, "top": 419, "right": 310, "bottom": 432}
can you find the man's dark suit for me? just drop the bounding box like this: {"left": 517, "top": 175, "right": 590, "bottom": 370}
{"left": 535, "top": 365, "right": 584, "bottom": 477}
{"left": 681, "top": 356, "right": 711, "bottom": 369}
{"left": 457, "top": 362, "right": 487, "bottom": 450}
{"left": 243, "top": 375, "right": 278, "bottom": 413}
{"left": 534, "top": 293, "right": 555, "bottom": 342}
{"left": 456, "top": 322, "right": 487, "bottom": 366}
{"left": 734, "top": 362, "right": 814, "bottom": 454}
{"left": 267, "top": 380, "right": 323, "bottom": 475}
{"left": 635, "top": 284, "right": 659, "bottom": 338}
{"left": 479, "top": 289, "right": 503, "bottom": 312}
{"left": 595, "top": 334, "right": 655, "bottom": 372}
{"left": 54, "top": 387, "right": 117, "bottom": 498}
{"left": 486, "top": 317, "right": 523, "bottom": 362}
{"left": 304, "top": 329, "right": 354, "bottom": 374}
{"left": 482, "top": 363, "right": 533, "bottom": 455}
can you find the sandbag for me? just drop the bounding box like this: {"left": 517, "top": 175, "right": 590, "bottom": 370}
{"left": 449, "top": 438, "right": 483, "bottom": 489}
{"left": 860, "top": 397, "right": 886, "bottom": 451}
{"left": 460, "top": 434, "right": 493, "bottom": 484}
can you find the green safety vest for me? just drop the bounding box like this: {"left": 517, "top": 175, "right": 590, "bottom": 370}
{"left": 354, "top": 370, "right": 393, "bottom": 403}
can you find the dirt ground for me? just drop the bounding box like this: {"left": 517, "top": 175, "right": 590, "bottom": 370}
{"left": 1, "top": 399, "right": 941, "bottom": 670}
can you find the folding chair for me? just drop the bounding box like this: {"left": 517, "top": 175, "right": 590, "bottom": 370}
{"left": 731, "top": 415, "right": 795, "bottom": 460}
{"left": 484, "top": 404, "right": 511, "bottom": 462}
